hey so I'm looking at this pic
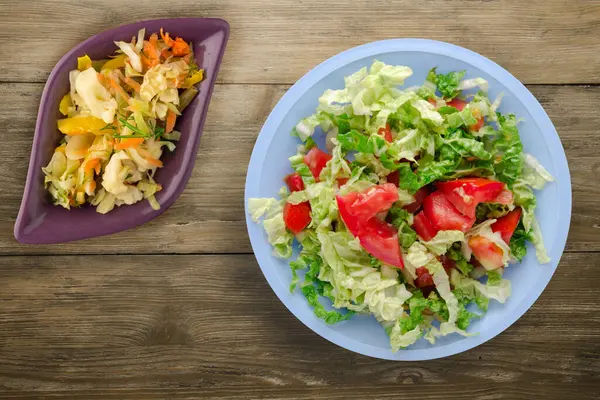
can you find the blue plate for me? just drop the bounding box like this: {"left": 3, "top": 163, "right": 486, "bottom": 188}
{"left": 244, "top": 39, "right": 571, "bottom": 360}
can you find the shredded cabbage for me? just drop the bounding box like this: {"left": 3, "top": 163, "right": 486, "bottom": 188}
{"left": 44, "top": 28, "right": 204, "bottom": 213}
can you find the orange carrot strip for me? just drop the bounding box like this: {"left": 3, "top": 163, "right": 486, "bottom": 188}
{"left": 137, "top": 147, "right": 163, "bottom": 167}
{"left": 109, "top": 78, "right": 130, "bottom": 101}
{"left": 114, "top": 137, "right": 144, "bottom": 150}
{"left": 123, "top": 77, "right": 141, "bottom": 92}
{"left": 84, "top": 158, "right": 100, "bottom": 173}
{"left": 94, "top": 163, "right": 101, "bottom": 175}
{"left": 171, "top": 38, "right": 190, "bottom": 56}
{"left": 160, "top": 49, "right": 173, "bottom": 61}
{"left": 165, "top": 109, "right": 177, "bottom": 133}
{"left": 160, "top": 28, "right": 174, "bottom": 47}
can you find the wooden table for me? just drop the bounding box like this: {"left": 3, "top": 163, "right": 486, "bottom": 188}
{"left": 1, "top": 1, "right": 599, "bottom": 398}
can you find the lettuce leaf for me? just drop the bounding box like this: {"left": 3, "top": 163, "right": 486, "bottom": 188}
{"left": 247, "top": 197, "right": 294, "bottom": 258}
{"left": 429, "top": 68, "right": 466, "bottom": 99}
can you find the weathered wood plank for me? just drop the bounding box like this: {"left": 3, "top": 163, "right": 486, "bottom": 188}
{"left": 0, "top": 83, "right": 597, "bottom": 254}
{"left": 1, "top": 0, "right": 599, "bottom": 85}
{"left": 0, "top": 253, "right": 598, "bottom": 399}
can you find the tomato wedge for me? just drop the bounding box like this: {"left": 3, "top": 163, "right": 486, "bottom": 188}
{"left": 447, "top": 98, "right": 467, "bottom": 111}
{"left": 436, "top": 178, "right": 505, "bottom": 219}
{"left": 379, "top": 124, "right": 393, "bottom": 142}
{"left": 284, "top": 173, "right": 305, "bottom": 192}
{"left": 283, "top": 202, "right": 311, "bottom": 234}
{"left": 387, "top": 170, "right": 400, "bottom": 187}
{"left": 337, "top": 177, "right": 349, "bottom": 186}
{"left": 403, "top": 186, "right": 430, "bottom": 214}
{"left": 336, "top": 183, "right": 398, "bottom": 235}
{"left": 492, "top": 208, "right": 522, "bottom": 243}
{"left": 336, "top": 184, "right": 403, "bottom": 268}
{"left": 358, "top": 218, "right": 404, "bottom": 268}
{"left": 422, "top": 191, "right": 476, "bottom": 232}
{"left": 412, "top": 211, "right": 438, "bottom": 241}
{"left": 304, "top": 147, "right": 332, "bottom": 181}
{"left": 490, "top": 189, "right": 514, "bottom": 205}
{"left": 470, "top": 117, "right": 484, "bottom": 132}
{"left": 414, "top": 266, "right": 434, "bottom": 288}
{"left": 468, "top": 235, "right": 505, "bottom": 270}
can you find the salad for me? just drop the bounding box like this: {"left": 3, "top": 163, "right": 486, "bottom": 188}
{"left": 249, "top": 61, "right": 554, "bottom": 350}
{"left": 43, "top": 28, "right": 204, "bottom": 213}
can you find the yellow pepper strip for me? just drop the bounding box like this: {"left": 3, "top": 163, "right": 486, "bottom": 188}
{"left": 57, "top": 116, "right": 111, "bottom": 136}
{"left": 58, "top": 94, "right": 71, "bottom": 116}
{"left": 101, "top": 54, "right": 127, "bottom": 71}
{"left": 77, "top": 55, "right": 92, "bottom": 71}
{"left": 181, "top": 70, "right": 204, "bottom": 89}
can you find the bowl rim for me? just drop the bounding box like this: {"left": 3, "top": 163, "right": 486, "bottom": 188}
{"left": 14, "top": 17, "right": 230, "bottom": 244}
{"left": 244, "top": 38, "right": 572, "bottom": 360}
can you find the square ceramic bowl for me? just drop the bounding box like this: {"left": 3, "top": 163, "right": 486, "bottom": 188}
{"left": 14, "top": 18, "right": 229, "bottom": 244}
{"left": 245, "top": 39, "right": 571, "bottom": 360}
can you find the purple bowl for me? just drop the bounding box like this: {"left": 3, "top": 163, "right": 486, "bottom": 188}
{"left": 14, "top": 18, "right": 229, "bottom": 244}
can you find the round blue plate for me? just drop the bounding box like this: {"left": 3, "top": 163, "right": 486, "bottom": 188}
{"left": 244, "top": 39, "right": 571, "bottom": 360}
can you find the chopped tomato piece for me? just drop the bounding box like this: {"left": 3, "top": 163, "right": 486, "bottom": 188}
{"left": 492, "top": 208, "right": 522, "bottom": 243}
{"left": 283, "top": 202, "right": 311, "bottom": 234}
{"left": 284, "top": 173, "right": 305, "bottom": 192}
{"left": 337, "top": 177, "right": 349, "bottom": 186}
{"left": 468, "top": 235, "right": 505, "bottom": 270}
{"left": 336, "top": 184, "right": 403, "bottom": 268}
{"left": 304, "top": 147, "right": 332, "bottom": 181}
{"left": 412, "top": 211, "right": 438, "bottom": 241}
{"left": 336, "top": 183, "right": 398, "bottom": 235}
{"left": 422, "top": 191, "right": 476, "bottom": 232}
{"left": 470, "top": 117, "right": 484, "bottom": 132}
{"left": 387, "top": 170, "right": 399, "bottom": 187}
{"left": 358, "top": 218, "right": 404, "bottom": 268}
{"left": 490, "top": 189, "right": 514, "bottom": 205}
{"left": 379, "top": 124, "right": 393, "bottom": 142}
{"left": 436, "top": 178, "right": 505, "bottom": 219}
{"left": 446, "top": 98, "right": 468, "bottom": 111}
{"left": 403, "top": 186, "right": 430, "bottom": 214}
{"left": 415, "top": 266, "right": 434, "bottom": 288}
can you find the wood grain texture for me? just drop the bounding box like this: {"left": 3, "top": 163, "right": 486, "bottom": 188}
{"left": 0, "top": 1, "right": 599, "bottom": 398}
{"left": 0, "top": 83, "right": 598, "bottom": 254}
{"left": 1, "top": 0, "right": 600, "bottom": 84}
{"left": 0, "top": 253, "right": 598, "bottom": 399}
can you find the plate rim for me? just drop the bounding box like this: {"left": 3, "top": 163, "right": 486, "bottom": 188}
{"left": 245, "top": 38, "right": 572, "bottom": 360}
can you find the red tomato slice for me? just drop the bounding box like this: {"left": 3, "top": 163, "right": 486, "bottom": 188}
{"left": 387, "top": 170, "right": 400, "bottom": 187}
{"left": 359, "top": 218, "right": 404, "bottom": 268}
{"left": 412, "top": 211, "right": 438, "bottom": 241}
{"left": 283, "top": 202, "right": 311, "bottom": 234}
{"left": 304, "top": 147, "right": 332, "bottom": 181}
{"left": 468, "top": 235, "right": 505, "bottom": 270}
{"left": 422, "top": 191, "right": 476, "bottom": 232}
{"left": 436, "top": 178, "right": 505, "bottom": 219}
{"left": 469, "top": 117, "right": 484, "bottom": 132}
{"left": 284, "top": 173, "right": 305, "bottom": 192}
{"left": 439, "top": 254, "right": 455, "bottom": 270}
{"left": 336, "top": 183, "right": 399, "bottom": 235}
{"left": 403, "top": 186, "right": 430, "bottom": 214}
{"left": 492, "top": 208, "right": 522, "bottom": 243}
{"left": 446, "top": 98, "right": 468, "bottom": 111}
{"left": 336, "top": 177, "right": 349, "bottom": 186}
{"left": 490, "top": 189, "right": 514, "bottom": 205}
{"left": 415, "top": 266, "right": 434, "bottom": 288}
{"left": 379, "top": 124, "right": 393, "bottom": 142}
